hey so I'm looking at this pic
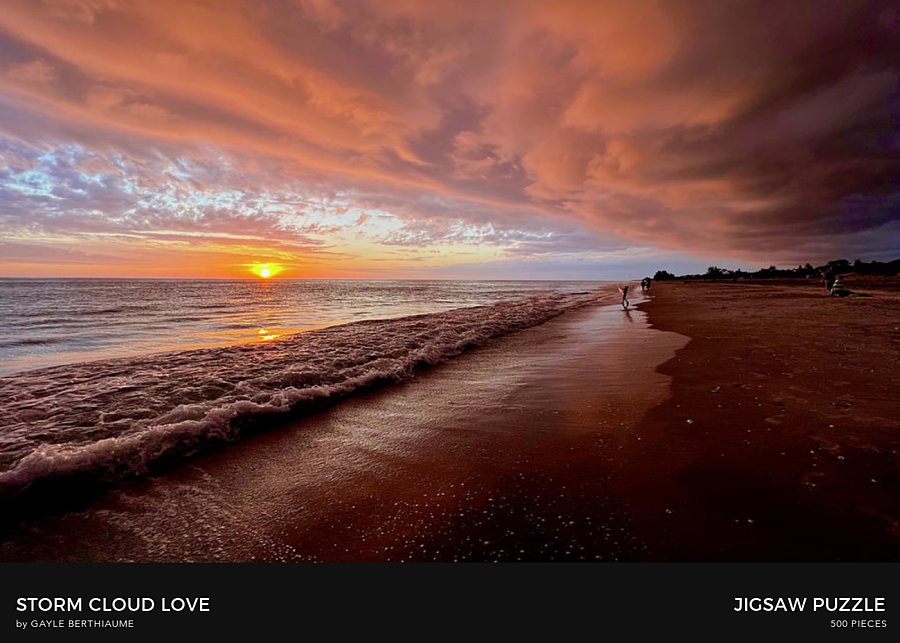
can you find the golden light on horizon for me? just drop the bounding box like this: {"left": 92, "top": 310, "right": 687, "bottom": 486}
{"left": 249, "top": 262, "right": 284, "bottom": 279}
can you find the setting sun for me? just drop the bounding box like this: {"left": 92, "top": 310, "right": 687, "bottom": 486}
{"left": 249, "top": 262, "right": 283, "bottom": 279}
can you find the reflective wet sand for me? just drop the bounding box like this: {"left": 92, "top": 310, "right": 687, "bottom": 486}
{"left": 0, "top": 296, "right": 687, "bottom": 561}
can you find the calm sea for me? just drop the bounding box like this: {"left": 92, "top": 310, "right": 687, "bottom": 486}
{"left": 0, "top": 279, "right": 601, "bottom": 376}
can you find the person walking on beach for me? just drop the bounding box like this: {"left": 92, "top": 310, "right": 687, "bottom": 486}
{"left": 820, "top": 267, "right": 836, "bottom": 292}
{"left": 618, "top": 285, "right": 630, "bottom": 309}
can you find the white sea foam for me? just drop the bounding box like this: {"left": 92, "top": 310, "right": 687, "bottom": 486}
{"left": 0, "top": 290, "right": 610, "bottom": 489}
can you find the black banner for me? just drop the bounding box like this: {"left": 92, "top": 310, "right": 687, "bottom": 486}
{"left": 3, "top": 564, "right": 896, "bottom": 640}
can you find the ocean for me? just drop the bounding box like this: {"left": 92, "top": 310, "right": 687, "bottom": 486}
{"left": 0, "top": 279, "right": 612, "bottom": 491}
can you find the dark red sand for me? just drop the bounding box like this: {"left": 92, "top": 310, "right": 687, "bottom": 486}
{"left": 620, "top": 278, "right": 900, "bottom": 560}
{"left": 1, "top": 279, "right": 897, "bottom": 561}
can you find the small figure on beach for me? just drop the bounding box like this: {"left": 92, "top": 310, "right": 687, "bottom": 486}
{"left": 830, "top": 276, "right": 851, "bottom": 297}
{"left": 640, "top": 277, "right": 652, "bottom": 292}
{"left": 820, "top": 267, "right": 836, "bottom": 292}
{"left": 618, "top": 285, "right": 630, "bottom": 309}
{"left": 825, "top": 275, "right": 871, "bottom": 298}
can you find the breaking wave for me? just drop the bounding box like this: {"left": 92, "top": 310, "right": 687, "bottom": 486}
{"left": 0, "top": 289, "right": 610, "bottom": 491}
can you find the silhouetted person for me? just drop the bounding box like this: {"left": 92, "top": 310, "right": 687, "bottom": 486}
{"left": 619, "top": 285, "right": 630, "bottom": 309}
{"left": 820, "top": 268, "right": 836, "bottom": 292}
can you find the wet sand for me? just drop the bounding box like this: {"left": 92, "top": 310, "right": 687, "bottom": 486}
{"left": 2, "top": 279, "right": 898, "bottom": 561}
{"left": 623, "top": 277, "right": 900, "bottom": 560}
{"left": 0, "top": 294, "right": 686, "bottom": 561}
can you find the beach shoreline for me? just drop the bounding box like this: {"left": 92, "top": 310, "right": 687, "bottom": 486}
{"left": 0, "top": 293, "right": 679, "bottom": 561}
{"left": 1, "top": 280, "right": 898, "bottom": 561}
{"left": 629, "top": 278, "right": 900, "bottom": 559}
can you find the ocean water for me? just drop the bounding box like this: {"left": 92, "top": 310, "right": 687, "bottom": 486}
{"left": 0, "top": 279, "right": 602, "bottom": 375}
{"left": 0, "top": 279, "right": 613, "bottom": 490}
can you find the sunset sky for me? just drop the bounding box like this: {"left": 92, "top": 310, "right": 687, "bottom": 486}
{"left": 0, "top": 0, "right": 897, "bottom": 279}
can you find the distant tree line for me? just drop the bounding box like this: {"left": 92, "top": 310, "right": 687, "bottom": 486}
{"left": 652, "top": 258, "right": 900, "bottom": 282}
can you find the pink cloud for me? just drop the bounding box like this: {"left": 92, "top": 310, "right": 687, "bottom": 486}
{"left": 0, "top": 0, "right": 896, "bottom": 267}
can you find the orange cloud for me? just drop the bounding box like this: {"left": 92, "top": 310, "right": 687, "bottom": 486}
{"left": 0, "top": 0, "right": 896, "bottom": 273}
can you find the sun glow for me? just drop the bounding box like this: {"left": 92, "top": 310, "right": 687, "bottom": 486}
{"left": 249, "top": 262, "right": 283, "bottom": 278}
{"left": 258, "top": 328, "right": 280, "bottom": 341}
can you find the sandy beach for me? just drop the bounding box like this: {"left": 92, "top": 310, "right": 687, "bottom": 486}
{"left": 618, "top": 277, "right": 900, "bottom": 560}
{"left": 1, "top": 279, "right": 898, "bottom": 561}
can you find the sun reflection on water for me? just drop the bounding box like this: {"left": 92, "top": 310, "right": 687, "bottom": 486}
{"left": 258, "top": 328, "right": 281, "bottom": 342}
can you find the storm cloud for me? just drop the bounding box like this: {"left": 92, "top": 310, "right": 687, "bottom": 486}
{"left": 0, "top": 0, "right": 897, "bottom": 275}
